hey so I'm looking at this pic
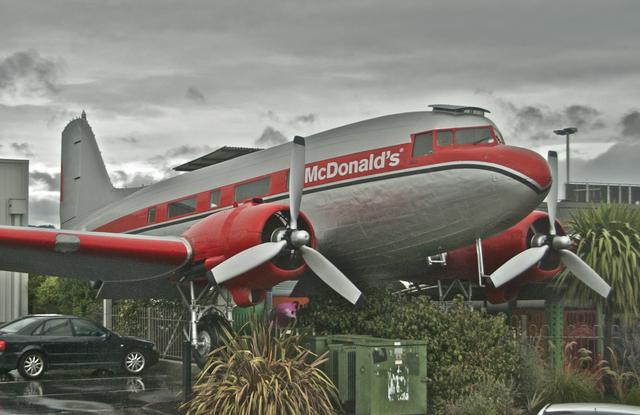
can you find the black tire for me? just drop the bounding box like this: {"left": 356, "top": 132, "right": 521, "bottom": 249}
{"left": 18, "top": 351, "right": 46, "bottom": 380}
{"left": 193, "top": 313, "right": 232, "bottom": 369}
{"left": 122, "top": 349, "right": 147, "bottom": 375}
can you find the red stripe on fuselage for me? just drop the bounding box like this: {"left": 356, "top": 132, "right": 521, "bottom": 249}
{"left": 94, "top": 142, "right": 550, "bottom": 234}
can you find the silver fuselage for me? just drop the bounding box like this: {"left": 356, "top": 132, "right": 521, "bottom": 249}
{"left": 69, "top": 111, "right": 549, "bottom": 282}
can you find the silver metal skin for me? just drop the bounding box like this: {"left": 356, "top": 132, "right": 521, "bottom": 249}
{"left": 551, "top": 235, "right": 572, "bottom": 251}
{"left": 290, "top": 229, "right": 310, "bottom": 248}
{"left": 530, "top": 234, "right": 548, "bottom": 248}
{"left": 289, "top": 136, "right": 306, "bottom": 230}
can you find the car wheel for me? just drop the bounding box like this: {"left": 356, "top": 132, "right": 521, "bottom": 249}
{"left": 18, "top": 351, "right": 46, "bottom": 380}
{"left": 122, "top": 350, "right": 146, "bottom": 375}
{"left": 193, "top": 313, "right": 232, "bottom": 369}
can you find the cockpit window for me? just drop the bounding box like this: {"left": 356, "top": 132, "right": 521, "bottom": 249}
{"left": 436, "top": 130, "right": 453, "bottom": 146}
{"left": 412, "top": 132, "right": 433, "bottom": 157}
{"left": 456, "top": 127, "right": 494, "bottom": 145}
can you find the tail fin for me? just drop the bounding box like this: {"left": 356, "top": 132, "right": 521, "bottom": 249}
{"left": 60, "top": 112, "right": 136, "bottom": 228}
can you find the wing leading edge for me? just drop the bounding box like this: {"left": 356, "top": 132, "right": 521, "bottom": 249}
{"left": 0, "top": 226, "right": 192, "bottom": 283}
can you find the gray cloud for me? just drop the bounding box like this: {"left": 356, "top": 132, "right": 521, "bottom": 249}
{"left": 30, "top": 171, "right": 60, "bottom": 191}
{"left": 254, "top": 126, "right": 287, "bottom": 147}
{"left": 496, "top": 99, "right": 610, "bottom": 144}
{"left": 264, "top": 110, "right": 281, "bottom": 123}
{"left": 110, "top": 170, "right": 156, "bottom": 188}
{"left": 120, "top": 136, "right": 139, "bottom": 144}
{"left": 185, "top": 86, "right": 206, "bottom": 104}
{"left": 291, "top": 113, "right": 317, "bottom": 125}
{"left": 10, "top": 142, "right": 35, "bottom": 157}
{"left": 0, "top": 50, "right": 62, "bottom": 98}
{"left": 621, "top": 111, "right": 640, "bottom": 138}
{"left": 572, "top": 141, "right": 640, "bottom": 183}
{"left": 28, "top": 196, "right": 59, "bottom": 226}
{"left": 165, "top": 145, "right": 212, "bottom": 158}
{"left": 564, "top": 105, "right": 605, "bottom": 130}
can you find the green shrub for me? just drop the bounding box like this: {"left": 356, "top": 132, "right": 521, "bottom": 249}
{"left": 543, "top": 343, "right": 604, "bottom": 404}
{"left": 444, "top": 376, "right": 520, "bottom": 415}
{"left": 515, "top": 344, "right": 549, "bottom": 412}
{"left": 299, "top": 286, "right": 518, "bottom": 412}
{"left": 183, "top": 318, "right": 339, "bottom": 415}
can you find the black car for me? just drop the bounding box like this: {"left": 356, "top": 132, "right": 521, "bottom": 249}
{"left": 0, "top": 315, "right": 159, "bottom": 379}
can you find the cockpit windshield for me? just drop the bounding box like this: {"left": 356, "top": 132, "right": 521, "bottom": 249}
{"left": 455, "top": 127, "right": 494, "bottom": 145}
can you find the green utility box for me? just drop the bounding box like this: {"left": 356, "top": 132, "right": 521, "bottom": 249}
{"left": 316, "top": 335, "right": 428, "bottom": 415}
{"left": 231, "top": 303, "right": 264, "bottom": 332}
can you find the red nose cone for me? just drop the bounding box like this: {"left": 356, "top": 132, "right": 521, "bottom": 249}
{"left": 494, "top": 146, "right": 552, "bottom": 191}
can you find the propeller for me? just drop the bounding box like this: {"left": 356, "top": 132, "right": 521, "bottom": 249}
{"left": 211, "top": 136, "right": 363, "bottom": 305}
{"left": 488, "top": 151, "right": 612, "bottom": 298}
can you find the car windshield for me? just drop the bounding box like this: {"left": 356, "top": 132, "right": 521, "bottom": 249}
{"left": 0, "top": 317, "right": 42, "bottom": 333}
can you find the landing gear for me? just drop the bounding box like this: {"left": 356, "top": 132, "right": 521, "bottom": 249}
{"left": 176, "top": 281, "right": 234, "bottom": 369}
{"left": 193, "top": 313, "right": 232, "bottom": 368}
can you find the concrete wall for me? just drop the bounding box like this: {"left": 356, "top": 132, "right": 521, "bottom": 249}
{"left": 0, "top": 159, "right": 29, "bottom": 323}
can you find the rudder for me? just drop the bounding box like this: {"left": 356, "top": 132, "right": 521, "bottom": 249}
{"left": 60, "top": 111, "right": 135, "bottom": 228}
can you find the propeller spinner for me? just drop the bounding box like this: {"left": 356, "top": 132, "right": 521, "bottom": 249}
{"left": 211, "top": 136, "right": 363, "bottom": 305}
{"left": 489, "top": 151, "right": 612, "bottom": 298}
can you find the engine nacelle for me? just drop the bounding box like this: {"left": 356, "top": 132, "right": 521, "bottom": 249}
{"left": 229, "top": 287, "right": 266, "bottom": 307}
{"left": 182, "top": 201, "right": 315, "bottom": 302}
{"left": 411, "top": 210, "right": 565, "bottom": 303}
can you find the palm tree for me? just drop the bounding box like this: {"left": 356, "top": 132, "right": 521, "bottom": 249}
{"left": 555, "top": 203, "right": 640, "bottom": 325}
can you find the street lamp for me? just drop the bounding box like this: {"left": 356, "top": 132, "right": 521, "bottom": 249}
{"left": 553, "top": 127, "right": 578, "bottom": 186}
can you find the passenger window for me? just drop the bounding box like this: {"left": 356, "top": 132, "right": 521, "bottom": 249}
{"left": 147, "top": 207, "right": 156, "bottom": 223}
{"left": 72, "top": 319, "right": 105, "bottom": 337}
{"left": 436, "top": 130, "right": 453, "bottom": 146}
{"left": 42, "top": 319, "right": 72, "bottom": 336}
{"left": 235, "top": 177, "right": 270, "bottom": 201}
{"left": 412, "top": 132, "right": 433, "bottom": 157}
{"left": 456, "top": 127, "right": 494, "bottom": 145}
{"left": 168, "top": 197, "right": 196, "bottom": 218}
{"left": 210, "top": 190, "right": 221, "bottom": 208}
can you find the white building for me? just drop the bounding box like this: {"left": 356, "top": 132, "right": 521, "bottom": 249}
{"left": 0, "top": 158, "right": 29, "bottom": 323}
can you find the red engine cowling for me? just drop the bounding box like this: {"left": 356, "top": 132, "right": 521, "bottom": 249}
{"left": 181, "top": 201, "right": 315, "bottom": 307}
{"left": 411, "top": 210, "right": 565, "bottom": 303}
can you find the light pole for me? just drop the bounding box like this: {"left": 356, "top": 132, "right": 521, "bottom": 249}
{"left": 553, "top": 127, "right": 578, "bottom": 188}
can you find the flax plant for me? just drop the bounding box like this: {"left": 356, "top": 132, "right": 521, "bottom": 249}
{"left": 182, "top": 318, "right": 339, "bottom": 415}
{"left": 555, "top": 204, "right": 640, "bottom": 324}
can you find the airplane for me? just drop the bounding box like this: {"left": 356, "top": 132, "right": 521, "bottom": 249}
{"left": 0, "top": 104, "right": 611, "bottom": 366}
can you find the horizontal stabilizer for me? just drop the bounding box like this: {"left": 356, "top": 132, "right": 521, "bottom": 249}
{"left": 0, "top": 226, "right": 191, "bottom": 282}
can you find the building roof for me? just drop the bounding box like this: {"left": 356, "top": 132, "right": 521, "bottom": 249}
{"left": 173, "top": 146, "right": 263, "bottom": 172}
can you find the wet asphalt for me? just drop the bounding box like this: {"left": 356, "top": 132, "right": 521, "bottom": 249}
{"left": 0, "top": 361, "right": 187, "bottom": 414}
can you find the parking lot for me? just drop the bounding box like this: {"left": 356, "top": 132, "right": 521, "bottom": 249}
{"left": 0, "top": 361, "right": 185, "bottom": 414}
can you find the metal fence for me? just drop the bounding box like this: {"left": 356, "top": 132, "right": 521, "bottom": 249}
{"left": 108, "top": 304, "right": 189, "bottom": 360}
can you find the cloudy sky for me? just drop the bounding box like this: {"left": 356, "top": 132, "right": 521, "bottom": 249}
{"left": 0, "top": 0, "right": 639, "bottom": 225}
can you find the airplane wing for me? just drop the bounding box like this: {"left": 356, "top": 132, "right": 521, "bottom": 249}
{"left": 0, "top": 226, "right": 191, "bottom": 283}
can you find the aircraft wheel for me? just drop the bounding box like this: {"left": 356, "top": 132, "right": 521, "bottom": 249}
{"left": 193, "top": 313, "right": 232, "bottom": 369}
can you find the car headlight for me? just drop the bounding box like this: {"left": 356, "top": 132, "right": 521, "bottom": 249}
{"left": 152, "top": 344, "right": 157, "bottom": 351}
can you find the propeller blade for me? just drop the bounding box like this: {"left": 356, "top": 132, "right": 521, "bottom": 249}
{"left": 300, "top": 245, "right": 362, "bottom": 305}
{"left": 489, "top": 246, "right": 550, "bottom": 288}
{"left": 212, "top": 240, "right": 288, "bottom": 284}
{"left": 289, "top": 136, "right": 306, "bottom": 230}
{"left": 547, "top": 151, "right": 558, "bottom": 235}
{"left": 559, "top": 249, "right": 612, "bottom": 298}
